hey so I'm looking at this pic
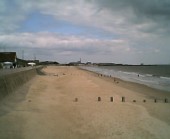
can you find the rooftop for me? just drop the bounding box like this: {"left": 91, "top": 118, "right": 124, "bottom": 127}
{"left": 0, "top": 52, "right": 17, "bottom": 62}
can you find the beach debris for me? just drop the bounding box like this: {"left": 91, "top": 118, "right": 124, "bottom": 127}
{"left": 74, "top": 98, "right": 78, "bottom": 102}
{"left": 110, "top": 97, "right": 114, "bottom": 102}
{"left": 98, "top": 97, "right": 101, "bottom": 101}
{"left": 122, "top": 97, "right": 125, "bottom": 102}
{"left": 164, "top": 98, "right": 168, "bottom": 103}
{"left": 133, "top": 100, "right": 136, "bottom": 102}
{"left": 143, "top": 100, "right": 146, "bottom": 103}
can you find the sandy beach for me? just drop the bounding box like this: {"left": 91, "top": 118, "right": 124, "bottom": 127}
{"left": 0, "top": 66, "right": 170, "bottom": 139}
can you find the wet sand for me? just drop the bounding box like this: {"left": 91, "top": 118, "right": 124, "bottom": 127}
{"left": 0, "top": 66, "right": 170, "bottom": 139}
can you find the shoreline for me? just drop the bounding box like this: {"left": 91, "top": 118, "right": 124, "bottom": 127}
{"left": 78, "top": 66, "right": 170, "bottom": 125}
{"left": 79, "top": 65, "right": 170, "bottom": 92}
{"left": 79, "top": 66, "right": 170, "bottom": 95}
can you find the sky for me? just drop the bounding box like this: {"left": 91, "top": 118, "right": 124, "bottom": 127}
{"left": 0, "top": 0, "right": 170, "bottom": 64}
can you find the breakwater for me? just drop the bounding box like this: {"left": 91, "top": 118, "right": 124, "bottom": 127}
{"left": 0, "top": 66, "right": 44, "bottom": 100}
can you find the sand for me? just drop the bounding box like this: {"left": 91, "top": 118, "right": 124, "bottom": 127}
{"left": 0, "top": 66, "right": 170, "bottom": 139}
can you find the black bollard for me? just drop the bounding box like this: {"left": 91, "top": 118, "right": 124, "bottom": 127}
{"left": 122, "top": 97, "right": 125, "bottom": 102}
{"left": 110, "top": 97, "right": 113, "bottom": 102}
{"left": 98, "top": 97, "right": 101, "bottom": 102}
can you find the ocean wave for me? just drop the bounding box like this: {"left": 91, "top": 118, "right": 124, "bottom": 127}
{"left": 160, "top": 76, "right": 170, "bottom": 80}
{"left": 80, "top": 66, "right": 170, "bottom": 91}
{"left": 146, "top": 74, "right": 153, "bottom": 77}
{"left": 132, "top": 78, "right": 158, "bottom": 84}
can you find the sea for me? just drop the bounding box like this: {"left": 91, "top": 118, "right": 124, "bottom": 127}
{"left": 80, "top": 65, "right": 170, "bottom": 92}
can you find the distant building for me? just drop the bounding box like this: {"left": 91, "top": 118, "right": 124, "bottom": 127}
{"left": 86, "top": 62, "right": 92, "bottom": 65}
{"left": 39, "top": 61, "right": 59, "bottom": 65}
{"left": 68, "top": 61, "right": 82, "bottom": 66}
{"left": 97, "top": 63, "right": 116, "bottom": 66}
{"left": 17, "top": 58, "right": 40, "bottom": 67}
{"left": 68, "top": 58, "right": 84, "bottom": 66}
{"left": 0, "top": 52, "right": 17, "bottom": 69}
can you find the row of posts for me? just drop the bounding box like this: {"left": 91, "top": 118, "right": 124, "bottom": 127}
{"left": 74, "top": 97, "right": 168, "bottom": 103}
{"left": 101, "top": 97, "right": 169, "bottom": 103}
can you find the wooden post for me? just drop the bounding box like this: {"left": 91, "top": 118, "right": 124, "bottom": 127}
{"left": 122, "top": 97, "right": 125, "bottom": 102}
{"left": 154, "top": 99, "right": 157, "bottom": 103}
{"left": 133, "top": 100, "right": 136, "bottom": 102}
{"left": 110, "top": 97, "right": 113, "bottom": 102}
{"left": 74, "top": 98, "right": 78, "bottom": 102}
{"left": 165, "top": 98, "right": 168, "bottom": 103}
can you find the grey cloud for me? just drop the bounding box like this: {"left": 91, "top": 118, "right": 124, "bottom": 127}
{"left": 95, "top": 0, "right": 170, "bottom": 18}
{"left": 95, "top": 0, "right": 170, "bottom": 34}
{"left": 1, "top": 0, "right": 170, "bottom": 35}
{"left": 0, "top": 32, "right": 127, "bottom": 55}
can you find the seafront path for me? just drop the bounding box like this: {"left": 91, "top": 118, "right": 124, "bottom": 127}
{"left": 0, "top": 66, "right": 170, "bottom": 139}
{"left": 0, "top": 66, "right": 40, "bottom": 76}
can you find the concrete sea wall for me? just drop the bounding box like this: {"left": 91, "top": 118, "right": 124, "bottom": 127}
{"left": 0, "top": 66, "right": 43, "bottom": 100}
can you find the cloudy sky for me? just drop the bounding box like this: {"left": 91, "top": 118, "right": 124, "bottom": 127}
{"left": 0, "top": 0, "right": 170, "bottom": 64}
